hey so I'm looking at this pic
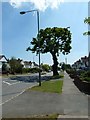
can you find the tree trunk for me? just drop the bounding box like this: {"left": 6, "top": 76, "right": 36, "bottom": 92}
{"left": 52, "top": 53, "right": 59, "bottom": 76}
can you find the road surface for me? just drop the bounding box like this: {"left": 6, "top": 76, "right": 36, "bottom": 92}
{"left": 1, "top": 72, "right": 52, "bottom": 105}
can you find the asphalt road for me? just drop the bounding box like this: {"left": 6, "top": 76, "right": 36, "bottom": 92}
{"left": 2, "top": 74, "right": 37, "bottom": 105}
{"left": 1, "top": 72, "right": 52, "bottom": 105}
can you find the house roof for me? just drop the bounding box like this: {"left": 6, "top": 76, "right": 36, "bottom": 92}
{"left": 24, "top": 61, "right": 32, "bottom": 66}
{"left": 0, "top": 55, "right": 8, "bottom": 62}
{"left": 72, "top": 55, "right": 89, "bottom": 67}
{"left": 22, "top": 61, "right": 38, "bottom": 66}
{"left": 32, "top": 62, "right": 38, "bottom": 66}
{"left": 81, "top": 56, "right": 88, "bottom": 62}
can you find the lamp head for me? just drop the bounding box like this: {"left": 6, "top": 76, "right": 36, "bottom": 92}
{"left": 67, "top": 26, "right": 70, "bottom": 29}
{"left": 20, "top": 11, "right": 26, "bottom": 15}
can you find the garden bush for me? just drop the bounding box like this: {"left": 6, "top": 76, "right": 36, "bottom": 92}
{"left": 80, "top": 70, "right": 90, "bottom": 82}
{"left": 22, "top": 68, "right": 30, "bottom": 73}
{"left": 22, "top": 67, "right": 42, "bottom": 73}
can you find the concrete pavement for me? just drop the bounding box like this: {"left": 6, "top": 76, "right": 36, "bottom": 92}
{"left": 58, "top": 71, "right": 89, "bottom": 119}
{"left": 2, "top": 91, "right": 64, "bottom": 118}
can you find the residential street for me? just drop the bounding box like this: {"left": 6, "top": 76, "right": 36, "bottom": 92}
{"left": 2, "top": 2, "right": 90, "bottom": 120}
{"left": 2, "top": 72, "right": 89, "bottom": 118}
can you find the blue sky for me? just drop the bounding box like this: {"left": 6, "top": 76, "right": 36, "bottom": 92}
{"left": 2, "top": 2, "right": 88, "bottom": 65}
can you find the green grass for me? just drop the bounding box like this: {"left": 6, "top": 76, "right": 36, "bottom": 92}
{"left": 51, "top": 75, "right": 64, "bottom": 79}
{"left": 51, "top": 72, "right": 64, "bottom": 79}
{"left": 29, "top": 80, "right": 63, "bottom": 93}
{"left": 2, "top": 113, "right": 58, "bottom": 120}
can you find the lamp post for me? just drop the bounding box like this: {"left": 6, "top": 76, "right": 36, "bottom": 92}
{"left": 20, "top": 9, "right": 41, "bottom": 86}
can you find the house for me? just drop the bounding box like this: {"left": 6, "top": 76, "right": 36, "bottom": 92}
{"left": 72, "top": 56, "right": 89, "bottom": 69}
{"left": 21, "top": 60, "right": 38, "bottom": 68}
{"left": 0, "top": 55, "right": 8, "bottom": 68}
{"left": 32, "top": 62, "right": 39, "bottom": 68}
{"left": 0, "top": 55, "right": 10, "bottom": 73}
{"left": 81, "top": 56, "right": 88, "bottom": 68}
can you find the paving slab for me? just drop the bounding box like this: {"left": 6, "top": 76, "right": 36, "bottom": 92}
{"left": 62, "top": 72, "right": 88, "bottom": 116}
{"left": 58, "top": 115, "right": 89, "bottom": 120}
{"left": 57, "top": 72, "right": 89, "bottom": 120}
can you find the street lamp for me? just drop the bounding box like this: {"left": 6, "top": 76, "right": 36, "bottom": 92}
{"left": 20, "top": 9, "right": 41, "bottom": 86}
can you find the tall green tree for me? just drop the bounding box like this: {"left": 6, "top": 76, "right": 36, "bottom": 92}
{"left": 83, "top": 17, "right": 90, "bottom": 35}
{"left": 27, "top": 27, "right": 72, "bottom": 76}
{"left": 83, "top": 17, "right": 90, "bottom": 69}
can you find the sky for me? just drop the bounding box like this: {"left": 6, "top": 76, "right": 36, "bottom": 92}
{"left": 1, "top": 1, "right": 89, "bottom": 65}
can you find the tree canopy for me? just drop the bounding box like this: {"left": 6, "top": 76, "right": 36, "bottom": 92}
{"left": 84, "top": 17, "right": 90, "bottom": 25}
{"left": 83, "top": 17, "right": 90, "bottom": 35}
{"left": 27, "top": 27, "right": 72, "bottom": 76}
{"left": 9, "top": 57, "right": 23, "bottom": 74}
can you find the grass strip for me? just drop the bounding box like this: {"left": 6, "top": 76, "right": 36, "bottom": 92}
{"left": 29, "top": 80, "right": 63, "bottom": 93}
{"left": 2, "top": 113, "right": 58, "bottom": 120}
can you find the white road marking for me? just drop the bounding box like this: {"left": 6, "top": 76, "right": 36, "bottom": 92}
{"left": 3, "top": 81, "right": 20, "bottom": 86}
{"left": 1, "top": 90, "right": 25, "bottom": 105}
{"left": 0, "top": 83, "right": 37, "bottom": 106}
{"left": 3, "top": 81, "right": 11, "bottom": 85}
{"left": 10, "top": 81, "right": 21, "bottom": 85}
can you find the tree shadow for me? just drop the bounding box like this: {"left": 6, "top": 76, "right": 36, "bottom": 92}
{"left": 10, "top": 75, "right": 52, "bottom": 83}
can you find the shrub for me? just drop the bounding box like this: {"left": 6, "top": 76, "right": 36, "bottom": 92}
{"left": 41, "top": 64, "right": 50, "bottom": 72}
{"left": 84, "top": 77, "right": 90, "bottom": 82}
{"left": 66, "top": 69, "right": 76, "bottom": 75}
{"left": 80, "top": 70, "right": 90, "bottom": 82}
{"left": 22, "top": 67, "right": 42, "bottom": 73}
{"left": 22, "top": 68, "right": 30, "bottom": 73}
{"left": 2, "top": 63, "right": 10, "bottom": 74}
{"left": 9, "top": 57, "right": 23, "bottom": 74}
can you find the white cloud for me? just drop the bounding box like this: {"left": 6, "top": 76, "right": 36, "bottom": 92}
{"left": 9, "top": 0, "right": 64, "bottom": 11}
{"left": 9, "top": 0, "right": 89, "bottom": 11}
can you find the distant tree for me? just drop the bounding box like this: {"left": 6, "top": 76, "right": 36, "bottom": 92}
{"left": 66, "top": 64, "right": 72, "bottom": 69}
{"left": 9, "top": 57, "right": 16, "bottom": 74}
{"left": 27, "top": 27, "right": 72, "bottom": 76}
{"left": 2, "top": 63, "right": 7, "bottom": 72}
{"left": 9, "top": 57, "right": 23, "bottom": 74}
{"left": 41, "top": 64, "right": 50, "bottom": 72}
{"left": 61, "top": 63, "right": 66, "bottom": 71}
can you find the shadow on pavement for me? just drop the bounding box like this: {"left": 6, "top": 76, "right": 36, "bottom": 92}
{"left": 10, "top": 75, "right": 52, "bottom": 83}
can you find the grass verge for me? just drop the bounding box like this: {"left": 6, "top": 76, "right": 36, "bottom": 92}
{"left": 2, "top": 113, "right": 59, "bottom": 120}
{"left": 51, "top": 71, "right": 64, "bottom": 79}
{"left": 29, "top": 80, "right": 63, "bottom": 93}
